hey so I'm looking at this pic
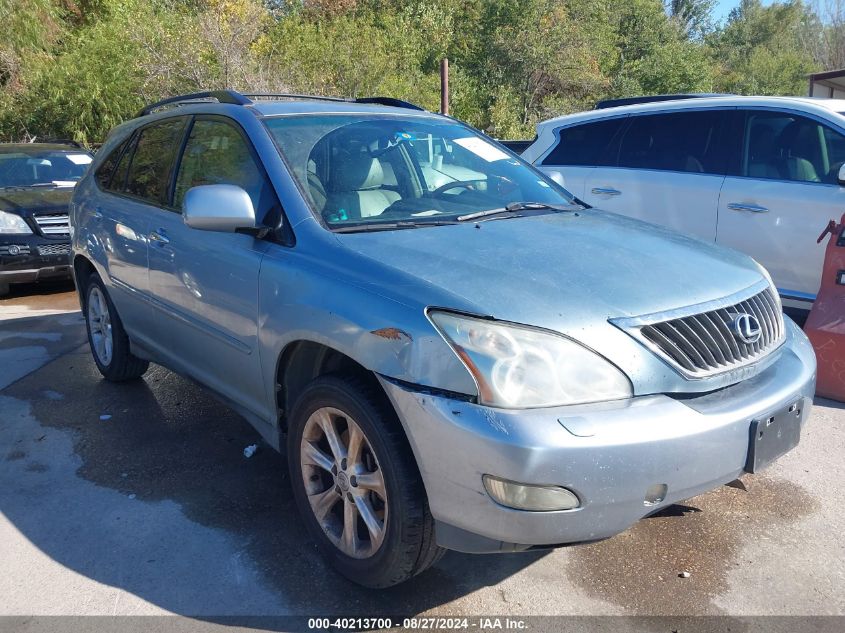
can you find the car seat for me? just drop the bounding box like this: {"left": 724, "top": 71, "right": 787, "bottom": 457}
{"left": 326, "top": 156, "right": 399, "bottom": 219}
{"left": 747, "top": 124, "right": 780, "bottom": 179}
{"left": 776, "top": 121, "right": 821, "bottom": 182}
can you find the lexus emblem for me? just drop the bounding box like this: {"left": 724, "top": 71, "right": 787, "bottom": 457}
{"left": 730, "top": 313, "right": 762, "bottom": 344}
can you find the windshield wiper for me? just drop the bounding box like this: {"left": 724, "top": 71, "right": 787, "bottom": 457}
{"left": 456, "top": 201, "right": 581, "bottom": 222}
{"left": 331, "top": 219, "right": 459, "bottom": 233}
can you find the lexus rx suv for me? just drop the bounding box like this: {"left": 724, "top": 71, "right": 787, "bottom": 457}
{"left": 0, "top": 143, "right": 93, "bottom": 296}
{"left": 70, "top": 91, "right": 816, "bottom": 587}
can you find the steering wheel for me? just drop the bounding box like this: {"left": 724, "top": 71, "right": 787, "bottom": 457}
{"left": 428, "top": 179, "right": 485, "bottom": 197}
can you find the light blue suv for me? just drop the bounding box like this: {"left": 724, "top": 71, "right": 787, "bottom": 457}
{"left": 70, "top": 90, "right": 816, "bottom": 587}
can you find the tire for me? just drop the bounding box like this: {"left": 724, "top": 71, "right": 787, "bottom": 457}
{"left": 84, "top": 273, "right": 149, "bottom": 381}
{"left": 0, "top": 282, "right": 9, "bottom": 297}
{"left": 288, "top": 374, "right": 444, "bottom": 588}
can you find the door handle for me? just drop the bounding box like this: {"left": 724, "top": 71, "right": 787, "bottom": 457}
{"left": 727, "top": 202, "right": 769, "bottom": 213}
{"left": 591, "top": 187, "right": 622, "bottom": 196}
{"left": 148, "top": 229, "right": 170, "bottom": 245}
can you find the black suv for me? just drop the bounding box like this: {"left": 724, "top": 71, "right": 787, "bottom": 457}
{"left": 0, "top": 143, "right": 93, "bottom": 296}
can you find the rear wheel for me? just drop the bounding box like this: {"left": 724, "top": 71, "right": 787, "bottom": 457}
{"left": 84, "top": 273, "right": 148, "bottom": 381}
{"left": 288, "top": 375, "right": 443, "bottom": 587}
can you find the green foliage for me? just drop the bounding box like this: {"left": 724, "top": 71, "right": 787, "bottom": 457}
{"left": 709, "top": 0, "right": 818, "bottom": 95}
{"left": 0, "top": 0, "right": 832, "bottom": 143}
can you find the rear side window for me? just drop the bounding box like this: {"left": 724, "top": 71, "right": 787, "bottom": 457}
{"left": 110, "top": 135, "right": 136, "bottom": 192}
{"left": 542, "top": 118, "right": 626, "bottom": 167}
{"left": 95, "top": 138, "right": 129, "bottom": 190}
{"left": 124, "top": 118, "right": 188, "bottom": 204}
{"left": 617, "top": 111, "right": 726, "bottom": 175}
{"left": 174, "top": 118, "right": 278, "bottom": 222}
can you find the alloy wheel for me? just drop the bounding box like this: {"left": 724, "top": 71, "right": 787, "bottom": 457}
{"left": 300, "top": 407, "right": 388, "bottom": 559}
{"left": 87, "top": 286, "right": 113, "bottom": 366}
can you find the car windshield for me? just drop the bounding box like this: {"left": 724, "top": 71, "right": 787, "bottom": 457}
{"left": 264, "top": 114, "right": 576, "bottom": 230}
{"left": 0, "top": 149, "right": 93, "bottom": 188}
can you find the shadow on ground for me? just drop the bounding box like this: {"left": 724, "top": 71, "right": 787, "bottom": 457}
{"left": 0, "top": 279, "right": 77, "bottom": 305}
{"left": 0, "top": 345, "right": 544, "bottom": 617}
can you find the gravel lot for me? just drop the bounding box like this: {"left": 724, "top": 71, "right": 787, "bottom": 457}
{"left": 1, "top": 282, "right": 843, "bottom": 625}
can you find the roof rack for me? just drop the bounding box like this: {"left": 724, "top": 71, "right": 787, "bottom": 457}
{"left": 242, "top": 93, "right": 349, "bottom": 103}
{"left": 354, "top": 96, "right": 425, "bottom": 111}
{"left": 136, "top": 90, "right": 250, "bottom": 117}
{"left": 594, "top": 93, "right": 731, "bottom": 110}
{"left": 136, "top": 90, "right": 425, "bottom": 118}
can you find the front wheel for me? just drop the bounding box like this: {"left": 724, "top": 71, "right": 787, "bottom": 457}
{"left": 288, "top": 375, "right": 443, "bottom": 587}
{"left": 84, "top": 274, "right": 149, "bottom": 381}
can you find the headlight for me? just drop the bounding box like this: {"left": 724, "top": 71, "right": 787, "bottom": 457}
{"left": 0, "top": 211, "right": 32, "bottom": 235}
{"left": 428, "top": 310, "right": 632, "bottom": 408}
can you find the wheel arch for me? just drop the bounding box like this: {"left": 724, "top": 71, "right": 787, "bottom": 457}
{"left": 275, "top": 339, "right": 389, "bottom": 434}
{"left": 72, "top": 254, "right": 98, "bottom": 303}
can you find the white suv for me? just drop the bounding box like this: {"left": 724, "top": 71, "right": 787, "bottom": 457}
{"left": 522, "top": 96, "right": 845, "bottom": 317}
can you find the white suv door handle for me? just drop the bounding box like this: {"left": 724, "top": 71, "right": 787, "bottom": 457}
{"left": 727, "top": 202, "right": 769, "bottom": 213}
{"left": 591, "top": 187, "right": 622, "bottom": 196}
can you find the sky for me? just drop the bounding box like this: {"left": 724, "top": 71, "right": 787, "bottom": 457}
{"left": 713, "top": 0, "right": 776, "bottom": 24}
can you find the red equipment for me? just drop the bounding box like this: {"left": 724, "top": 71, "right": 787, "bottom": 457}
{"left": 804, "top": 214, "right": 845, "bottom": 401}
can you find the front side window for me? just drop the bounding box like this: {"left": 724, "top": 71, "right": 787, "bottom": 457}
{"left": 265, "top": 115, "right": 575, "bottom": 229}
{"left": 0, "top": 148, "right": 93, "bottom": 188}
{"left": 617, "top": 111, "right": 726, "bottom": 175}
{"left": 542, "top": 118, "right": 627, "bottom": 167}
{"left": 124, "top": 117, "right": 187, "bottom": 204}
{"left": 741, "top": 111, "right": 845, "bottom": 184}
{"left": 174, "top": 119, "right": 276, "bottom": 222}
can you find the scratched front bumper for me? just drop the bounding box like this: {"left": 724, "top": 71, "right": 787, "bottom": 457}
{"left": 379, "top": 318, "right": 816, "bottom": 552}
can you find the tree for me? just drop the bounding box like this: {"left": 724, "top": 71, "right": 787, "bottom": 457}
{"left": 666, "top": 0, "right": 716, "bottom": 39}
{"left": 805, "top": 0, "right": 845, "bottom": 70}
{"left": 709, "top": 0, "right": 818, "bottom": 95}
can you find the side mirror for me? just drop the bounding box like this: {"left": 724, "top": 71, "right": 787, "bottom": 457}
{"left": 183, "top": 184, "right": 256, "bottom": 233}
{"left": 838, "top": 164, "right": 845, "bottom": 186}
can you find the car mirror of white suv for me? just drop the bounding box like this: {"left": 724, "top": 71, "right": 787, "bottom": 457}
{"left": 183, "top": 184, "right": 257, "bottom": 233}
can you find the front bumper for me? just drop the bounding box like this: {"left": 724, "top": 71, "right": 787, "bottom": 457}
{"left": 0, "top": 235, "right": 71, "bottom": 284}
{"left": 380, "top": 318, "right": 816, "bottom": 553}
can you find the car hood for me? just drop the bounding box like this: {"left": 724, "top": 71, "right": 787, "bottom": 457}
{"left": 0, "top": 187, "right": 74, "bottom": 216}
{"left": 334, "top": 209, "right": 767, "bottom": 332}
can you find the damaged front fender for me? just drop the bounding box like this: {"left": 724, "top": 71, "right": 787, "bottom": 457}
{"left": 257, "top": 251, "right": 478, "bottom": 415}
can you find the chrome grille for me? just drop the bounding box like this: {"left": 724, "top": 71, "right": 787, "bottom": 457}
{"left": 37, "top": 243, "right": 70, "bottom": 256}
{"left": 616, "top": 286, "right": 785, "bottom": 378}
{"left": 33, "top": 213, "right": 70, "bottom": 236}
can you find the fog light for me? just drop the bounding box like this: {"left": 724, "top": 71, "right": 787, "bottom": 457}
{"left": 482, "top": 475, "right": 580, "bottom": 511}
{"left": 644, "top": 483, "right": 668, "bottom": 506}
